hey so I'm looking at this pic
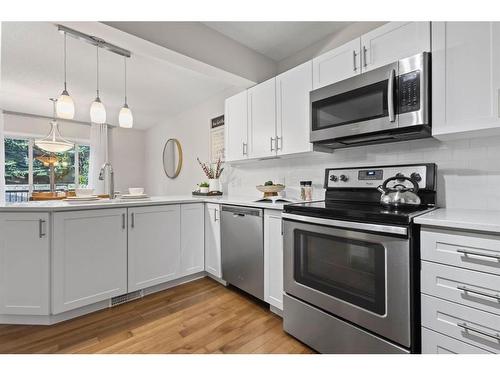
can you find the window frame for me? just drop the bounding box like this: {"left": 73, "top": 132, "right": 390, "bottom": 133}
{"left": 4, "top": 134, "right": 90, "bottom": 192}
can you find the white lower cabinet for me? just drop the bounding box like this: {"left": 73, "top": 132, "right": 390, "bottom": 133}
{"left": 0, "top": 213, "right": 50, "bottom": 315}
{"left": 180, "top": 203, "right": 205, "bottom": 276}
{"left": 205, "top": 203, "right": 222, "bottom": 278}
{"left": 128, "top": 205, "right": 181, "bottom": 292}
{"left": 422, "top": 328, "right": 492, "bottom": 354}
{"left": 52, "top": 209, "right": 127, "bottom": 314}
{"left": 264, "top": 210, "right": 283, "bottom": 310}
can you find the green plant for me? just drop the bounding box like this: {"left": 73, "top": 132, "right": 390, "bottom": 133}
{"left": 199, "top": 182, "right": 209, "bottom": 188}
{"left": 264, "top": 180, "right": 274, "bottom": 186}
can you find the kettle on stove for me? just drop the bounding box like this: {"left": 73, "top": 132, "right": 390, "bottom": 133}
{"left": 377, "top": 175, "right": 421, "bottom": 207}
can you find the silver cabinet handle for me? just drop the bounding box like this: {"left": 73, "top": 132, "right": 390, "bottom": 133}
{"left": 122, "top": 213, "right": 126, "bottom": 229}
{"left": 353, "top": 50, "right": 357, "bottom": 71}
{"left": 39, "top": 219, "right": 46, "bottom": 238}
{"left": 131, "top": 212, "right": 135, "bottom": 228}
{"left": 214, "top": 209, "right": 218, "bottom": 222}
{"left": 388, "top": 69, "right": 396, "bottom": 123}
{"left": 458, "top": 322, "right": 500, "bottom": 341}
{"left": 270, "top": 137, "right": 275, "bottom": 152}
{"left": 362, "top": 45, "right": 368, "bottom": 67}
{"left": 457, "top": 248, "right": 500, "bottom": 261}
{"left": 275, "top": 136, "right": 281, "bottom": 151}
{"left": 457, "top": 285, "right": 500, "bottom": 301}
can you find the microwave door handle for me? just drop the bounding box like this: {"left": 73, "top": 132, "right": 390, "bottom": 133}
{"left": 388, "top": 69, "right": 396, "bottom": 123}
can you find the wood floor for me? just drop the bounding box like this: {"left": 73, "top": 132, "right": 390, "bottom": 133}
{"left": 0, "top": 277, "right": 314, "bottom": 354}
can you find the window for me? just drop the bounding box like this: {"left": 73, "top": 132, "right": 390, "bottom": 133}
{"left": 4, "top": 137, "right": 91, "bottom": 202}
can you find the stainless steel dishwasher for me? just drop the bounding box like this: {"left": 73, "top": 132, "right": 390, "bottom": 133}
{"left": 221, "top": 205, "right": 264, "bottom": 300}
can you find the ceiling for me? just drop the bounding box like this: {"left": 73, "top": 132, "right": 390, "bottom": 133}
{"left": 203, "top": 22, "right": 352, "bottom": 61}
{"left": 0, "top": 22, "right": 239, "bottom": 130}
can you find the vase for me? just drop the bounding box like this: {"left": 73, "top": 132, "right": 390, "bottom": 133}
{"left": 209, "top": 179, "right": 221, "bottom": 192}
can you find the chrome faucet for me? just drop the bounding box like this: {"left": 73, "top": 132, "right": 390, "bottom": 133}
{"left": 98, "top": 162, "right": 115, "bottom": 199}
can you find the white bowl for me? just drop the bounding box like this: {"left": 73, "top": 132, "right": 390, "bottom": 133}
{"left": 75, "top": 188, "right": 94, "bottom": 197}
{"left": 128, "top": 187, "right": 145, "bottom": 195}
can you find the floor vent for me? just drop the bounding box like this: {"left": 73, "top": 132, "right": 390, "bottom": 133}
{"left": 110, "top": 290, "right": 143, "bottom": 307}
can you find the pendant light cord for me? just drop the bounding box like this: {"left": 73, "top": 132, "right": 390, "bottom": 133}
{"left": 124, "top": 57, "right": 128, "bottom": 105}
{"left": 63, "top": 33, "right": 67, "bottom": 91}
{"left": 96, "top": 45, "right": 100, "bottom": 98}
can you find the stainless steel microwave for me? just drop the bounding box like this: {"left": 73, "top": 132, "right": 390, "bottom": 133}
{"left": 310, "top": 52, "right": 430, "bottom": 151}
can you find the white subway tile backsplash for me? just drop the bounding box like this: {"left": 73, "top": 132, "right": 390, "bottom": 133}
{"left": 226, "top": 135, "right": 500, "bottom": 210}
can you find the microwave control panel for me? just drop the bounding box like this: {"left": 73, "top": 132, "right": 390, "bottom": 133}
{"left": 398, "top": 71, "right": 420, "bottom": 114}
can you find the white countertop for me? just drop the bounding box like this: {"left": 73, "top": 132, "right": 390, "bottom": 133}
{"left": 414, "top": 208, "right": 500, "bottom": 234}
{"left": 0, "top": 195, "right": 292, "bottom": 212}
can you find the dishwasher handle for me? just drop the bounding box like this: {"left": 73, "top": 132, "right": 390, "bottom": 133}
{"left": 221, "top": 205, "right": 262, "bottom": 217}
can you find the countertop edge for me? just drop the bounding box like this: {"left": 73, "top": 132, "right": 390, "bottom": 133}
{"left": 414, "top": 208, "right": 500, "bottom": 234}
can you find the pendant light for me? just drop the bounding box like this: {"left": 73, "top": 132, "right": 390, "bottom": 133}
{"left": 90, "top": 45, "right": 106, "bottom": 124}
{"left": 35, "top": 98, "right": 74, "bottom": 153}
{"left": 56, "top": 33, "right": 75, "bottom": 120}
{"left": 119, "top": 56, "right": 133, "bottom": 128}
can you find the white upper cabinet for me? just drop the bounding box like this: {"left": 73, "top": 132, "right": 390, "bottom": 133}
{"left": 312, "top": 38, "right": 361, "bottom": 90}
{"left": 205, "top": 203, "right": 222, "bottom": 279}
{"left": 128, "top": 205, "right": 181, "bottom": 292}
{"left": 361, "top": 22, "right": 431, "bottom": 72}
{"left": 52, "top": 209, "right": 127, "bottom": 314}
{"left": 0, "top": 213, "right": 50, "bottom": 315}
{"left": 432, "top": 22, "right": 500, "bottom": 138}
{"left": 276, "top": 61, "right": 313, "bottom": 155}
{"left": 248, "top": 77, "right": 277, "bottom": 159}
{"left": 180, "top": 204, "right": 205, "bottom": 276}
{"left": 225, "top": 91, "right": 248, "bottom": 162}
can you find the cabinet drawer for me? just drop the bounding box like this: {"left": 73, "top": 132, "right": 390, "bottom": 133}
{"left": 422, "top": 261, "right": 500, "bottom": 316}
{"left": 422, "top": 327, "right": 492, "bottom": 354}
{"left": 421, "top": 228, "right": 500, "bottom": 276}
{"left": 422, "top": 294, "right": 500, "bottom": 353}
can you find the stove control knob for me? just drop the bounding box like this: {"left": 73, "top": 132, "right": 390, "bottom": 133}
{"left": 330, "top": 174, "right": 338, "bottom": 182}
{"left": 339, "top": 174, "right": 348, "bottom": 182}
{"left": 410, "top": 172, "right": 422, "bottom": 182}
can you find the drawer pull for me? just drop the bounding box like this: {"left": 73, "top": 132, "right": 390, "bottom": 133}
{"left": 457, "top": 285, "right": 500, "bottom": 301}
{"left": 458, "top": 322, "right": 500, "bottom": 341}
{"left": 456, "top": 248, "right": 500, "bottom": 261}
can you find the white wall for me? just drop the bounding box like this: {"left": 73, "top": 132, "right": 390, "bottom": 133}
{"left": 108, "top": 126, "right": 145, "bottom": 194}
{"left": 277, "top": 22, "right": 386, "bottom": 73}
{"left": 145, "top": 87, "right": 240, "bottom": 196}
{"left": 226, "top": 136, "right": 500, "bottom": 210}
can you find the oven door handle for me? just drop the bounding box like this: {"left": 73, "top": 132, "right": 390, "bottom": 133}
{"left": 282, "top": 213, "right": 407, "bottom": 236}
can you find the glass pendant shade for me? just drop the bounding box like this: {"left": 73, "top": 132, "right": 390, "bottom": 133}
{"left": 119, "top": 104, "right": 133, "bottom": 128}
{"left": 90, "top": 97, "right": 106, "bottom": 124}
{"left": 35, "top": 120, "right": 74, "bottom": 153}
{"left": 56, "top": 90, "right": 75, "bottom": 119}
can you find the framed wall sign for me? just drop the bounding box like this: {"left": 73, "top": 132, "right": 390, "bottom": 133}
{"left": 209, "top": 114, "right": 225, "bottom": 163}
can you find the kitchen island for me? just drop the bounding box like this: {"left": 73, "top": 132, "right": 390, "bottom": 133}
{"left": 0, "top": 196, "right": 287, "bottom": 325}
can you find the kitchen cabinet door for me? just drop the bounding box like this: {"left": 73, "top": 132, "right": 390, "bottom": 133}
{"left": 264, "top": 210, "right": 283, "bottom": 310}
{"left": 361, "top": 22, "right": 430, "bottom": 72}
{"left": 128, "top": 205, "right": 181, "bottom": 292}
{"left": 248, "top": 77, "right": 277, "bottom": 159}
{"left": 205, "top": 203, "right": 222, "bottom": 278}
{"left": 432, "top": 22, "right": 500, "bottom": 138}
{"left": 0, "top": 213, "right": 50, "bottom": 315}
{"left": 276, "top": 61, "right": 313, "bottom": 156}
{"left": 181, "top": 203, "right": 205, "bottom": 276}
{"left": 312, "top": 38, "right": 361, "bottom": 90}
{"left": 52, "top": 209, "right": 127, "bottom": 314}
{"left": 225, "top": 91, "right": 248, "bottom": 162}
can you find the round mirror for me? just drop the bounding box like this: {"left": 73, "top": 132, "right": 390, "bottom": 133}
{"left": 162, "top": 138, "right": 183, "bottom": 179}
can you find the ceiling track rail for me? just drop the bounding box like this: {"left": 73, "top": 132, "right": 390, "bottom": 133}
{"left": 56, "top": 24, "right": 132, "bottom": 58}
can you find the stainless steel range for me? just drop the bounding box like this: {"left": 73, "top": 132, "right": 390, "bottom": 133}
{"left": 282, "top": 163, "right": 437, "bottom": 354}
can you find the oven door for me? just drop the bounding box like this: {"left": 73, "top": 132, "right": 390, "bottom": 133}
{"left": 283, "top": 213, "right": 412, "bottom": 347}
{"left": 310, "top": 61, "right": 399, "bottom": 142}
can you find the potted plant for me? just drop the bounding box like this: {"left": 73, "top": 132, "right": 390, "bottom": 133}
{"left": 197, "top": 157, "right": 223, "bottom": 192}
{"left": 199, "top": 182, "right": 209, "bottom": 194}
